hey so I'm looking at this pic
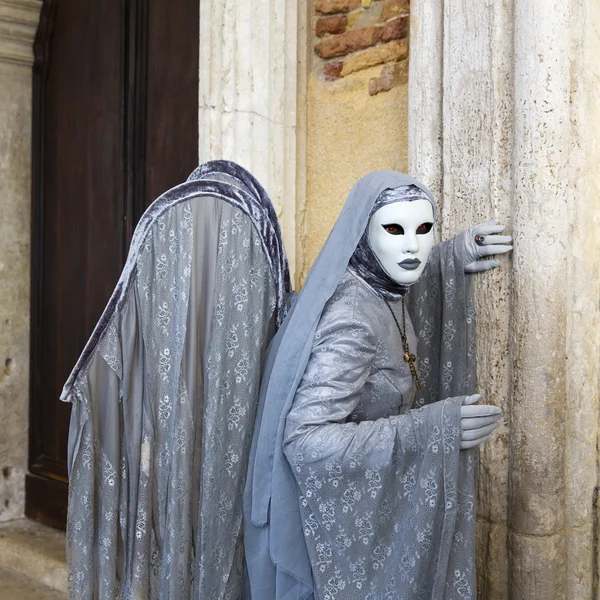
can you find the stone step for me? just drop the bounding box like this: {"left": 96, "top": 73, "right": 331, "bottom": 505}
{"left": 0, "top": 519, "right": 67, "bottom": 594}
{"left": 0, "top": 567, "right": 66, "bottom": 600}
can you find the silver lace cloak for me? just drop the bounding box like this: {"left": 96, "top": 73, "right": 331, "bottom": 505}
{"left": 244, "top": 171, "right": 478, "bottom": 600}
{"left": 60, "top": 161, "right": 290, "bottom": 599}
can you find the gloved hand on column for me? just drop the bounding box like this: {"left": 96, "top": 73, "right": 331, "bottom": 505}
{"left": 460, "top": 393, "right": 502, "bottom": 449}
{"left": 462, "top": 220, "right": 513, "bottom": 273}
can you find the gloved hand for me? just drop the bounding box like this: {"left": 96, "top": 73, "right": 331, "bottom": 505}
{"left": 461, "top": 221, "right": 513, "bottom": 274}
{"left": 460, "top": 394, "right": 502, "bottom": 450}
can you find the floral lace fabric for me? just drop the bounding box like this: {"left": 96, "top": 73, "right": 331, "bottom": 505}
{"left": 245, "top": 170, "right": 478, "bottom": 600}
{"left": 283, "top": 239, "right": 477, "bottom": 600}
{"left": 64, "top": 171, "right": 285, "bottom": 599}
{"left": 407, "top": 234, "right": 477, "bottom": 408}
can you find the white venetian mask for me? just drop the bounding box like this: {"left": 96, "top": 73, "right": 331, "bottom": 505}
{"left": 367, "top": 199, "right": 435, "bottom": 285}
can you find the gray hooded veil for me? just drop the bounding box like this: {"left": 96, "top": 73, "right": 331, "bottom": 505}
{"left": 244, "top": 171, "right": 477, "bottom": 600}
{"left": 61, "top": 160, "right": 291, "bottom": 599}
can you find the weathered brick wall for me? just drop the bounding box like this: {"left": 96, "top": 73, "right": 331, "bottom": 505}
{"left": 301, "top": 0, "right": 410, "bottom": 283}
{"left": 313, "top": 0, "right": 409, "bottom": 94}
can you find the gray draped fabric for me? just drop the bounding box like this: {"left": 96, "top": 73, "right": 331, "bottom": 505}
{"left": 244, "top": 171, "right": 478, "bottom": 600}
{"left": 62, "top": 161, "right": 290, "bottom": 599}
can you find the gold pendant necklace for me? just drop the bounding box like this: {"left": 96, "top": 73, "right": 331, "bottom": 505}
{"left": 384, "top": 298, "right": 422, "bottom": 390}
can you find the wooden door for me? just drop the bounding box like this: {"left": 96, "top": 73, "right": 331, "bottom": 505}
{"left": 27, "top": 0, "right": 199, "bottom": 529}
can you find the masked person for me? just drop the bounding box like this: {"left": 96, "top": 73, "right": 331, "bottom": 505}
{"left": 62, "top": 163, "right": 510, "bottom": 600}
{"left": 244, "top": 171, "right": 511, "bottom": 600}
{"left": 61, "top": 161, "right": 291, "bottom": 599}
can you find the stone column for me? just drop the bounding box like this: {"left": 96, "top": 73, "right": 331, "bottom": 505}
{"left": 562, "top": 1, "right": 600, "bottom": 596}
{"left": 0, "top": 0, "right": 42, "bottom": 522}
{"left": 509, "top": 1, "right": 571, "bottom": 597}
{"left": 198, "top": 0, "right": 304, "bottom": 281}
{"left": 409, "top": 0, "right": 600, "bottom": 598}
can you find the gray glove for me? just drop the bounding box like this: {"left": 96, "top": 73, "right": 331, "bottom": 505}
{"left": 460, "top": 394, "right": 502, "bottom": 450}
{"left": 462, "top": 220, "right": 513, "bottom": 274}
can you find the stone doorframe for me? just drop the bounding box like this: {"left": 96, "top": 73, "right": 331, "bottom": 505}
{"left": 0, "top": 0, "right": 43, "bottom": 522}
{"left": 198, "top": 0, "right": 308, "bottom": 285}
{"left": 409, "top": 1, "right": 600, "bottom": 598}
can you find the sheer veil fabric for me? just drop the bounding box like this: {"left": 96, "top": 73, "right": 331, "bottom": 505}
{"left": 244, "top": 171, "right": 478, "bottom": 600}
{"left": 62, "top": 164, "right": 477, "bottom": 600}
{"left": 61, "top": 161, "right": 290, "bottom": 599}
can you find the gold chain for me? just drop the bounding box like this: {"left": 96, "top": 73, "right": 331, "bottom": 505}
{"left": 384, "top": 298, "right": 422, "bottom": 390}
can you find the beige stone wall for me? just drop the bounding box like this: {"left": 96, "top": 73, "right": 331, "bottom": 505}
{"left": 199, "top": 0, "right": 302, "bottom": 281}
{"left": 0, "top": 0, "right": 41, "bottom": 522}
{"left": 0, "top": 60, "right": 31, "bottom": 522}
{"left": 298, "top": 0, "right": 409, "bottom": 284}
{"left": 409, "top": 0, "right": 600, "bottom": 597}
{"left": 566, "top": 1, "right": 600, "bottom": 596}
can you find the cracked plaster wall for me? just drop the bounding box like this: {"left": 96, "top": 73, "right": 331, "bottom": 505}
{"left": 298, "top": 0, "right": 409, "bottom": 285}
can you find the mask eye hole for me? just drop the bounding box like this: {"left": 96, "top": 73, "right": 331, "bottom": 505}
{"left": 382, "top": 223, "right": 404, "bottom": 235}
{"left": 416, "top": 222, "right": 433, "bottom": 235}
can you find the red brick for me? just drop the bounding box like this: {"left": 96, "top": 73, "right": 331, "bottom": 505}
{"left": 379, "top": 0, "right": 410, "bottom": 21}
{"left": 340, "top": 39, "right": 408, "bottom": 76}
{"left": 315, "top": 26, "right": 382, "bottom": 59}
{"left": 381, "top": 15, "right": 408, "bottom": 42}
{"left": 315, "top": 0, "right": 361, "bottom": 15}
{"left": 323, "top": 61, "right": 344, "bottom": 80}
{"left": 316, "top": 15, "right": 348, "bottom": 37}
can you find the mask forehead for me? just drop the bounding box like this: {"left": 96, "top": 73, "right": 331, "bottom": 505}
{"left": 370, "top": 199, "right": 434, "bottom": 227}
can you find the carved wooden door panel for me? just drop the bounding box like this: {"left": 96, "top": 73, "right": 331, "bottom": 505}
{"left": 28, "top": 0, "right": 198, "bottom": 529}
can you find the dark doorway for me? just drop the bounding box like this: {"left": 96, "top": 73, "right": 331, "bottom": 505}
{"left": 27, "top": 0, "right": 199, "bottom": 529}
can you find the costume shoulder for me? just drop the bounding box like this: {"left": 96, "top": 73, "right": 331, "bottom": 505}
{"left": 317, "top": 269, "right": 390, "bottom": 337}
